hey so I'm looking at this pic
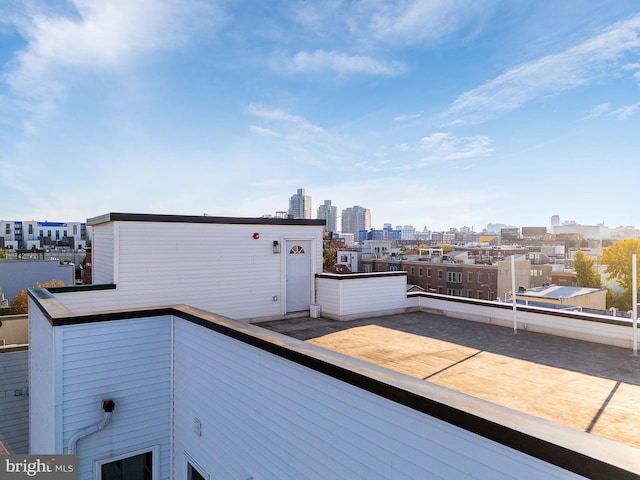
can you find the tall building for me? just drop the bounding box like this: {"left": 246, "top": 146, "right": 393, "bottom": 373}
{"left": 551, "top": 215, "right": 560, "bottom": 228}
{"left": 288, "top": 188, "right": 312, "bottom": 219}
{"left": 341, "top": 206, "right": 371, "bottom": 238}
{"left": 317, "top": 200, "right": 337, "bottom": 232}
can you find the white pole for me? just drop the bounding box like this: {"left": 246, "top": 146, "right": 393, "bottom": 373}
{"left": 633, "top": 254, "right": 637, "bottom": 356}
{"left": 511, "top": 255, "right": 517, "bottom": 334}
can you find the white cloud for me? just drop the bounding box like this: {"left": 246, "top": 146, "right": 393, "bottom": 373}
{"left": 280, "top": 49, "right": 405, "bottom": 77}
{"left": 441, "top": 13, "right": 640, "bottom": 125}
{"left": 393, "top": 112, "right": 421, "bottom": 122}
{"left": 368, "top": 0, "right": 495, "bottom": 45}
{"left": 583, "top": 103, "right": 611, "bottom": 120}
{"left": 610, "top": 101, "right": 640, "bottom": 120}
{"left": 290, "top": 0, "right": 494, "bottom": 48}
{"left": 249, "top": 125, "right": 282, "bottom": 137}
{"left": 415, "top": 132, "right": 493, "bottom": 165}
{"left": 4, "top": 0, "right": 222, "bottom": 115}
{"left": 246, "top": 104, "right": 323, "bottom": 133}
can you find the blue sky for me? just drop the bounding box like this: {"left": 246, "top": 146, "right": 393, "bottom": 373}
{"left": 1, "top": 1, "right": 639, "bottom": 231}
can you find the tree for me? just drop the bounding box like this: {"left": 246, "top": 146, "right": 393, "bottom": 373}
{"left": 601, "top": 239, "right": 640, "bottom": 311}
{"left": 0, "top": 249, "right": 6, "bottom": 259}
{"left": 572, "top": 250, "right": 602, "bottom": 288}
{"left": 9, "top": 279, "right": 66, "bottom": 314}
{"left": 323, "top": 240, "right": 345, "bottom": 271}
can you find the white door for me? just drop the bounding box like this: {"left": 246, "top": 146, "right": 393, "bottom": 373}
{"left": 286, "top": 240, "right": 312, "bottom": 312}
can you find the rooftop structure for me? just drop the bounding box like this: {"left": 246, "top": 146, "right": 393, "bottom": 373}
{"left": 20, "top": 212, "right": 640, "bottom": 479}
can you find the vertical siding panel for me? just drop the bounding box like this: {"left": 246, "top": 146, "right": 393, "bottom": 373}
{"left": 60, "top": 317, "right": 172, "bottom": 480}
{"left": 92, "top": 223, "right": 114, "bottom": 284}
{"left": 0, "top": 349, "right": 29, "bottom": 453}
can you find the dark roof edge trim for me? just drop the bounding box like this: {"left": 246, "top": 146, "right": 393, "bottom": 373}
{"left": 316, "top": 271, "right": 407, "bottom": 280}
{"left": 87, "top": 212, "right": 326, "bottom": 227}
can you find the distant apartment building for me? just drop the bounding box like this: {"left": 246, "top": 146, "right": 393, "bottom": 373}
{"left": 317, "top": 200, "right": 337, "bottom": 232}
{"left": 0, "top": 220, "right": 88, "bottom": 250}
{"left": 288, "top": 188, "right": 312, "bottom": 219}
{"left": 358, "top": 226, "right": 402, "bottom": 244}
{"left": 341, "top": 205, "right": 371, "bottom": 238}
{"left": 398, "top": 225, "right": 416, "bottom": 240}
{"left": 553, "top": 221, "right": 610, "bottom": 240}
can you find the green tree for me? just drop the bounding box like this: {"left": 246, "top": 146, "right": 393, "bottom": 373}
{"left": 601, "top": 239, "right": 640, "bottom": 311}
{"left": 0, "top": 249, "right": 6, "bottom": 259}
{"left": 573, "top": 250, "right": 602, "bottom": 288}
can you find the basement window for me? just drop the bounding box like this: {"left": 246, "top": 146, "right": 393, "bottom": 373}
{"left": 97, "top": 447, "right": 157, "bottom": 480}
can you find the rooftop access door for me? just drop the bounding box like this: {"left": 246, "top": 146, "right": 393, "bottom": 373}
{"left": 285, "top": 240, "right": 312, "bottom": 313}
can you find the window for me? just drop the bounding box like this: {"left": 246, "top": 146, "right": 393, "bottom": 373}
{"left": 28, "top": 224, "right": 33, "bottom": 235}
{"left": 467, "top": 272, "right": 473, "bottom": 282}
{"left": 389, "top": 265, "right": 398, "bottom": 271}
{"left": 437, "top": 270, "right": 443, "bottom": 280}
{"left": 73, "top": 225, "right": 78, "bottom": 235}
{"left": 5, "top": 224, "right": 9, "bottom": 235}
{"left": 410, "top": 267, "right": 415, "bottom": 275}
{"left": 427, "top": 268, "right": 432, "bottom": 278}
{"left": 363, "top": 264, "right": 372, "bottom": 273}
{"left": 467, "top": 289, "right": 473, "bottom": 298}
{"left": 289, "top": 245, "right": 305, "bottom": 254}
{"left": 188, "top": 463, "right": 208, "bottom": 480}
{"left": 418, "top": 267, "right": 423, "bottom": 277}
{"left": 99, "top": 450, "right": 153, "bottom": 480}
{"left": 477, "top": 272, "right": 483, "bottom": 283}
{"left": 447, "top": 272, "right": 462, "bottom": 283}
{"left": 340, "top": 255, "right": 348, "bottom": 263}
{"left": 477, "top": 290, "right": 484, "bottom": 299}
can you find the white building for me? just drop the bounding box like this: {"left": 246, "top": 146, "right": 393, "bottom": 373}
{"left": 0, "top": 220, "right": 88, "bottom": 250}
{"left": 24, "top": 212, "right": 640, "bottom": 479}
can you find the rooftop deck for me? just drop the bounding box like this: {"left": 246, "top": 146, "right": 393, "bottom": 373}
{"left": 257, "top": 311, "right": 640, "bottom": 449}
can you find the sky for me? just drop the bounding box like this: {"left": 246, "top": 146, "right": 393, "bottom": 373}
{"left": 1, "top": 1, "right": 639, "bottom": 232}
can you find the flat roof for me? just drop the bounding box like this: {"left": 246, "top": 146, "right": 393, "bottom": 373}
{"left": 257, "top": 311, "right": 640, "bottom": 450}
{"left": 87, "top": 212, "right": 326, "bottom": 227}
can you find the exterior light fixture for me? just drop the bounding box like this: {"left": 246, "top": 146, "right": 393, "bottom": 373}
{"left": 273, "top": 241, "right": 281, "bottom": 254}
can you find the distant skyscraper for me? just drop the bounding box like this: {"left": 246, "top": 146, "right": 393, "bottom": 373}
{"left": 341, "top": 206, "right": 371, "bottom": 237}
{"left": 551, "top": 215, "right": 560, "bottom": 228}
{"left": 288, "top": 188, "right": 312, "bottom": 219}
{"left": 317, "top": 200, "right": 337, "bottom": 232}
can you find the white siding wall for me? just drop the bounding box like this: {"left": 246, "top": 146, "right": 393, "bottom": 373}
{"left": 28, "top": 300, "right": 57, "bottom": 454}
{"left": 173, "top": 318, "right": 585, "bottom": 480}
{"left": 316, "top": 273, "right": 409, "bottom": 320}
{"left": 82, "top": 221, "right": 323, "bottom": 321}
{"left": 60, "top": 317, "right": 172, "bottom": 479}
{"left": 0, "top": 349, "right": 29, "bottom": 453}
{"left": 92, "top": 223, "right": 114, "bottom": 285}
{"left": 419, "top": 295, "right": 635, "bottom": 349}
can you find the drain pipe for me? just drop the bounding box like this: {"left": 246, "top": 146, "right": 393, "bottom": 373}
{"left": 67, "top": 400, "right": 115, "bottom": 454}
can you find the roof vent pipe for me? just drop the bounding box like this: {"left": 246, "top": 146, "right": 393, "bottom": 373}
{"left": 67, "top": 400, "right": 115, "bottom": 454}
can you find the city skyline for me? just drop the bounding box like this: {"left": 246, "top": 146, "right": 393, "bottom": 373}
{"left": 1, "top": 2, "right": 639, "bottom": 230}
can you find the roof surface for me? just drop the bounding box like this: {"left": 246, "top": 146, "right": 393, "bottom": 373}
{"left": 257, "top": 311, "right": 640, "bottom": 449}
